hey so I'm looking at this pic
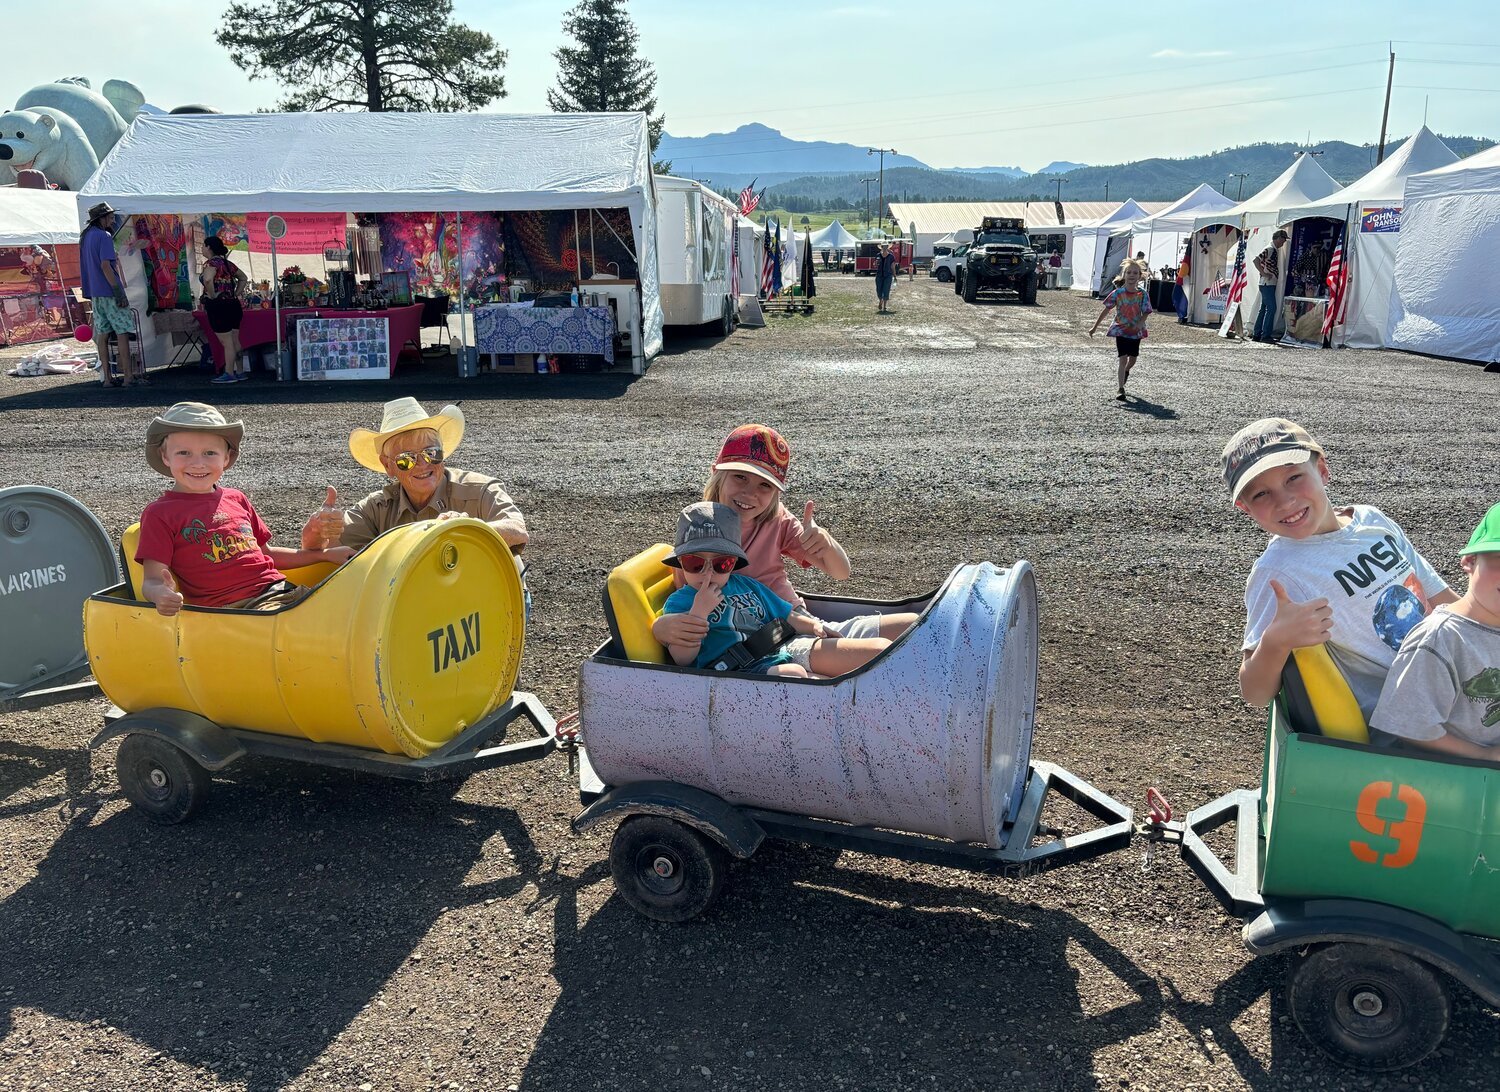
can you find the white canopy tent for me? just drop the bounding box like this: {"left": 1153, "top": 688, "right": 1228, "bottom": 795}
{"left": 78, "top": 111, "right": 664, "bottom": 372}
{"left": 1188, "top": 154, "right": 1340, "bottom": 330}
{"left": 808, "top": 220, "right": 859, "bottom": 250}
{"left": 1278, "top": 127, "right": 1458, "bottom": 349}
{"left": 1123, "top": 184, "right": 1237, "bottom": 278}
{"left": 0, "top": 188, "right": 81, "bottom": 246}
{"left": 1068, "top": 200, "right": 1150, "bottom": 294}
{"left": 1387, "top": 142, "right": 1500, "bottom": 364}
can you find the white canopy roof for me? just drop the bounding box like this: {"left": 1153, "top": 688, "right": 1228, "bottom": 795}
{"left": 79, "top": 112, "right": 656, "bottom": 215}
{"left": 0, "top": 187, "right": 81, "bottom": 246}
{"left": 809, "top": 220, "right": 859, "bottom": 249}
{"left": 1403, "top": 140, "right": 1500, "bottom": 202}
{"left": 1279, "top": 127, "right": 1459, "bottom": 223}
{"left": 1193, "top": 154, "right": 1340, "bottom": 230}
{"left": 1087, "top": 199, "right": 1150, "bottom": 230}
{"left": 1128, "top": 183, "right": 1237, "bottom": 235}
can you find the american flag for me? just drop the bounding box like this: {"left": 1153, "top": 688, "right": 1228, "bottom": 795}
{"left": 1322, "top": 239, "right": 1348, "bottom": 338}
{"left": 770, "top": 220, "right": 784, "bottom": 296}
{"left": 1223, "top": 234, "right": 1250, "bottom": 311}
{"left": 760, "top": 219, "right": 775, "bottom": 296}
{"left": 1207, "top": 272, "right": 1229, "bottom": 301}
{"left": 738, "top": 178, "right": 760, "bottom": 216}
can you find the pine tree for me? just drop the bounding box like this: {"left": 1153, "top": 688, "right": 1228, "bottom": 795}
{"left": 218, "top": 0, "right": 506, "bottom": 112}
{"left": 547, "top": 0, "right": 665, "bottom": 158}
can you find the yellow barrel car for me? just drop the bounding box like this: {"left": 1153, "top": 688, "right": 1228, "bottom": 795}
{"left": 85, "top": 518, "right": 554, "bottom": 823}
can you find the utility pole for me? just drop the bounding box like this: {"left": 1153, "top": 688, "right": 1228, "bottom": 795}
{"left": 1053, "top": 178, "right": 1068, "bottom": 202}
{"left": 1221, "top": 175, "right": 1230, "bottom": 196}
{"left": 1377, "top": 43, "right": 1396, "bottom": 163}
{"left": 868, "top": 147, "right": 897, "bottom": 235}
{"left": 860, "top": 177, "right": 876, "bottom": 229}
{"left": 1231, "top": 172, "right": 1249, "bottom": 200}
{"left": 1103, "top": 180, "right": 1110, "bottom": 201}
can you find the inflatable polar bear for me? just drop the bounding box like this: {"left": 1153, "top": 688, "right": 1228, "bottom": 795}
{"left": 0, "top": 77, "right": 145, "bottom": 191}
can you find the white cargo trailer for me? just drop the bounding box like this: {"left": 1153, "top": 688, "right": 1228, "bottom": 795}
{"left": 655, "top": 176, "right": 736, "bottom": 334}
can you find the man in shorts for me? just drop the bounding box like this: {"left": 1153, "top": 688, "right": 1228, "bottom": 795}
{"left": 80, "top": 201, "right": 142, "bottom": 387}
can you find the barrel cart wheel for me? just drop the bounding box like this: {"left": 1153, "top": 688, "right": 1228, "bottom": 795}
{"left": 609, "top": 815, "right": 726, "bottom": 923}
{"left": 115, "top": 734, "right": 211, "bottom": 825}
{"left": 1287, "top": 943, "right": 1451, "bottom": 1070}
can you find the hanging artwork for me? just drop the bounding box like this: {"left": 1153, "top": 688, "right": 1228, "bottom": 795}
{"left": 0, "top": 245, "right": 76, "bottom": 346}
{"left": 202, "top": 214, "right": 250, "bottom": 251}
{"left": 504, "top": 209, "right": 637, "bottom": 284}
{"left": 134, "top": 215, "right": 191, "bottom": 313}
{"left": 376, "top": 212, "right": 505, "bottom": 299}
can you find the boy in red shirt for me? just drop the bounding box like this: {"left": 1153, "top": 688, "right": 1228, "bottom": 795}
{"left": 137, "top": 402, "right": 350, "bottom": 615}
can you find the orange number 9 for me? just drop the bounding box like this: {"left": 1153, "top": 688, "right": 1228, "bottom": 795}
{"left": 1350, "top": 780, "right": 1427, "bottom": 868}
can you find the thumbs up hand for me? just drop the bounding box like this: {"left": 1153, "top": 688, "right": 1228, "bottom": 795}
{"left": 152, "top": 570, "right": 184, "bottom": 617}
{"left": 302, "top": 485, "right": 345, "bottom": 549}
{"left": 797, "top": 499, "right": 834, "bottom": 559}
{"left": 1263, "top": 578, "right": 1333, "bottom": 651}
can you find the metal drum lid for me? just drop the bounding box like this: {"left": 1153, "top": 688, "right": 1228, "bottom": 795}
{"left": 0, "top": 486, "right": 119, "bottom": 699}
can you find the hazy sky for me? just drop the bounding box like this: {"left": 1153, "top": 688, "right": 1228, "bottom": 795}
{"left": 10, "top": 0, "right": 1497, "bottom": 172}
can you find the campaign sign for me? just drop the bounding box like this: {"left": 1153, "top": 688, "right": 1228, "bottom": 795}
{"left": 1360, "top": 206, "right": 1402, "bottom": 233}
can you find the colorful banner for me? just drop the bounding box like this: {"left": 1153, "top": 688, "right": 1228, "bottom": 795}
{"left": 201, "top": 213, "right": 347, "bottom": 254}
{"left": 505, "top": 209, "right": 637, "bottom": 284}
{"left": 1359, "top": 206, "right": 1402, "bottom": 233}
{"left": 134, "top": 214, "right": 191, "bottom": 313}
{"left": 376, "top": 212, "right": 505, "bottom": 299}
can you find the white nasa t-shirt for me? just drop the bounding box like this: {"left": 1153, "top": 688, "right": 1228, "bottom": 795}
{"left": 1242, "top": 505, "right": 1448, "bottom": 719}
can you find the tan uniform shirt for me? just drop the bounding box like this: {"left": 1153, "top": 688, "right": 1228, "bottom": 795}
{"left": 341, "top": 468, "right": 528, "bottom": 551}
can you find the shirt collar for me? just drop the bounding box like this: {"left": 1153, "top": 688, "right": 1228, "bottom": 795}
{"left": 394, "top": 467, "right": 452, "bottom": 519}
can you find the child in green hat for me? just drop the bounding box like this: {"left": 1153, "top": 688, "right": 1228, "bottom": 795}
{"left": 1371, "top": 503, "right": 1500, "bottom": 758}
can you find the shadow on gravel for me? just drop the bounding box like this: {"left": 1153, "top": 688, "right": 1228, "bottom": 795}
{"left": 0, "top": 759, "right": 543, "bottom": 1092}
{"left": 1117, "top": 395, "right": 1180, "bottom": 420}
{"left": 522, "top": 845, "right": 1165, "bottom": 1091}
{"left": 0, "top": 739, "right": 91, "bottom": 822}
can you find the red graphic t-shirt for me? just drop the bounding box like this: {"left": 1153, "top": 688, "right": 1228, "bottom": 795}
{"left": 136, "top": 487, "right": 284, "bottom": 607}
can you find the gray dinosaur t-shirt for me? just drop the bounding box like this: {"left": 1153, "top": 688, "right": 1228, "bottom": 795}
{"left": 1372, "top": 610, "right": 1500, "bottom": 747}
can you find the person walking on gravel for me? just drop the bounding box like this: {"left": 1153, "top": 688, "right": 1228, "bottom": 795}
{"left": 1089, "top": 259, "right": 1153, "bottom": 400}
{"left": 874, "top": 242, "right": 896, "bottom": 313}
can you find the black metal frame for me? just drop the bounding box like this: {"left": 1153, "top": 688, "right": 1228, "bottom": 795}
{"left": 574, "top": 759, "right": 1133, "bottom": 879}
{"left": 92, "top": 692, "right": 556, "bottom": 783}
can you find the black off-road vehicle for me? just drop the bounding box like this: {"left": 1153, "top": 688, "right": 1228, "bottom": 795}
{"left": 956, "top": 216, "right": 1038, "bottom": 305}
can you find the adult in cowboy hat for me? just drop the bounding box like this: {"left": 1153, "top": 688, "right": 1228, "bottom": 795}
{"left": 79, "top": 200, "right": 143, "bottom": 388}
{"left": 301, "top": 397, "right": 528, "bottom": 554}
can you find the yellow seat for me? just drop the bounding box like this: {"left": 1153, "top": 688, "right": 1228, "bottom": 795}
{"left": 1282, "top": 644, "right": 1370, "bottom": 744}
{"left": 120, "top": 522, "right": 337, "bottom": 602}
{"left": 603, "top": 543, "right": 675, "bottom": 664}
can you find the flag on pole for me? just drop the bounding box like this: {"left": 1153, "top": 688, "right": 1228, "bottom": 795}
{"left": 738, "top": 179, "right": 760, "bottom": 216}
{"left": 760, "top": 219, "right": 775, "bottom": 297}
{"left": 730, "top": 219, "right": 740, "bottom": 301}
{"left": 1322, "top": 239, "right": 1348, "bottom": 338}
{"left": 1223, "top": 233, "right": 1249, "bottom": 311}
{"left": 770, "top": 220, "right": 784, "bottom": 297}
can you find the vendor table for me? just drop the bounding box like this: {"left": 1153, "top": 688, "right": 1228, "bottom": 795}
{"left": 473, "top": 303, "right": 616, "bottom": 366}
{"left": 194, "top": 303, "right": 424, "bottom": 372}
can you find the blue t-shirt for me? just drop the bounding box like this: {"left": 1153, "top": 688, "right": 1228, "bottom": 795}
{"left": 662, "top": 573, "right": 793, "bottom": 670}
{"left": 80, "top": 225, "right": 118, "bottom": 300}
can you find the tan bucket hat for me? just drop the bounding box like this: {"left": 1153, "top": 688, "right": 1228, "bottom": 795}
{"left": 145, "top": 402, "right": 244, "bottom": 476}
{"left": 349, "top": 397, "right": 464, "bottom": 473}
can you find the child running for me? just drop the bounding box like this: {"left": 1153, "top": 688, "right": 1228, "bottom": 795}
{"left": 1222, "top": 417, "right": 1456, "bottom": 720}
{"left": 1089, "top": 259, "right": 1153, "bottom": 400}
{"left": 661, "top": 502, "right": 889, "bottom": 678}
{"left": 1372, "top": 503, "right": 1500, "bottom": 760}
{"left": 137, "top": 402, "right": 351, "bottom": 615}
{"left": 651, "top": 424, "right": 919, "bottom": 660}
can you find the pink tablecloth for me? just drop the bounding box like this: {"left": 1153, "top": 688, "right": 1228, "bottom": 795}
{"left": 195, "top": 303, "right": 425, "bottom": 372}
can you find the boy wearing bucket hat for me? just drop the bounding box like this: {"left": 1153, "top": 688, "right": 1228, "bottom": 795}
{"left": 136, "top": 403, "right": 352, "bottom": 615}
{"left": 660, "top": 501, "right": 889, "bottom": 678}
{"left": 1223, "top": 417, "right": 1456, "bottom": 718}
{"left": 300, "top": 397, "right": 526, "bottom": 555}
{"left": 1372, "top": 504, "right": 1500, "bottom": 758}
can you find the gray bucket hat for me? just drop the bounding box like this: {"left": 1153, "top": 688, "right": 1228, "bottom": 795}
{"left": 145, "top": 401, "right": 244, "bottom": 476}
{"left": 666, "top": 501, "right": 749, "bottom": 569}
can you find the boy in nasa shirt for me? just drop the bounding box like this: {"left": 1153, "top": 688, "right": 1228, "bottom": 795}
{"left": 1222, "top": 418, "right": 1457, "bottom": 720}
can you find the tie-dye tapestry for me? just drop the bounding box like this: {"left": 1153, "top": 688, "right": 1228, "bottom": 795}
{"left": 134, "top": 215, "right": 191, "bottom": 313}
{"left": 504, "top": 209, "right": 637, "bottom": 283}
{"left": 376, "top": 212, "right": 505, "bottom": 300}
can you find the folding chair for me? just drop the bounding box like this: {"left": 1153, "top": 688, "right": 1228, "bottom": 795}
{"left": 417, "top": 293, "right": 451, "bottom": 354}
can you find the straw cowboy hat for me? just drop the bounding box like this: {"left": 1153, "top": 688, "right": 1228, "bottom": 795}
{"left": 349, "top": 397, "right": 465, "bottom": 473}
{"left": 145, "top": 401, "right": 244, "bottom": 476}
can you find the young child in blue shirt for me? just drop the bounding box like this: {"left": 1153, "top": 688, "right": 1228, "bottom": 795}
{"left": 660, "top": 502, "right": 889, "bottom": 678}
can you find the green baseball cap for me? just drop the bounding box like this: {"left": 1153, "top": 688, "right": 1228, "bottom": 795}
{"left": 1461, "top": 502, "right": 1500, "bottom": 556}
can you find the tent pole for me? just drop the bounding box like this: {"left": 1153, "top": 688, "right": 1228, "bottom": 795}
{"left": 272, "top": 238, "right": 282, "bottom": 379}
{"left": 456, "top": 209, "right": 469, "bottom": 377}
{"left": 573, "top": 209, "right": 582, "bottom": 290}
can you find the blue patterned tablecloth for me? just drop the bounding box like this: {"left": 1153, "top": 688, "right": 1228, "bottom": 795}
{"left": 473, "top": 304, "right": 615, "bottom": 365}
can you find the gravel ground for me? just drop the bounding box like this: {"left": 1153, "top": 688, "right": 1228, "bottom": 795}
{"left": 1, "top": 272, "right": 1496, "bottom": 1092}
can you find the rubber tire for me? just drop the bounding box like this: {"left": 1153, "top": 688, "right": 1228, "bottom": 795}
{"left": 935, "top": 267, "right": 952, "bottom": 283}
{"left": 953, "top": 270, "right": 963, "bottom": 295}
{"left": 116, "top": 734, "right": 211, "bottom": 825}
{"left": 1020, "top": 274, "right": 1038, "bottom": 305}
{"left": 609, "top": 815, "right": 726, "bottom": 923}
{"left": 719, "top": 297, "right": 734, "bottom": 337}
{"left": 1288, "top": 943, "right": 1450, "bottom": 1071}
{"left": 962, "top": 271, "right": 978, "bottom": 303}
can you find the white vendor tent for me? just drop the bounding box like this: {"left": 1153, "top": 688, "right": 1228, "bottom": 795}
{"left": 1278, "top": 127, "right": 1458, "bottom": 349}
{"left": 1189, "top": 154, "right": 1340, "bottom": 331}
{"left": 0, "top": 187, "right": 81, "bottom": 246}
{"left": 1124, "top": 184, "right": 1237, "bottom": 279}
{"left": 1069, "top": 200, "right": 1150, "bottom": 294}
{"left": 1387, "top": 142, "right": 1500, "bottom": 364}
{"left": 78, "top": 111, "right": 664, "bottom": 372}
{"left": 809, "top": 220, "right": 859, "bottom": 250}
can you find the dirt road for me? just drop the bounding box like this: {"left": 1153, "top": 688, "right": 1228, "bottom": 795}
{"left": 1, "top": 273, "right": 1495, "bottom": 1090}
